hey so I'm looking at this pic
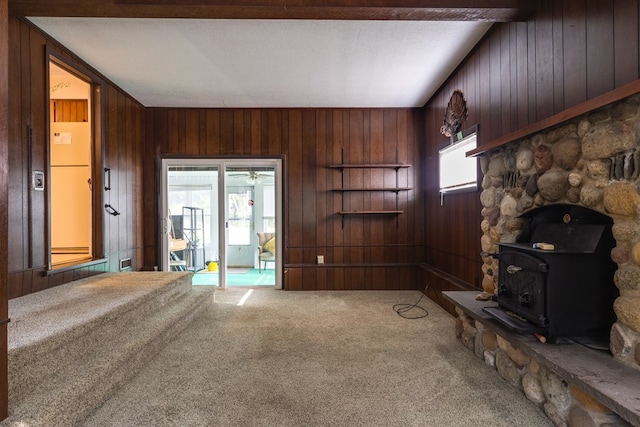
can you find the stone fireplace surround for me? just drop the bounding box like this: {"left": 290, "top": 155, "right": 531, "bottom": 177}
{"left": 479, "top": 94, "right": 640, "bottom": 371}
{"left": 447, "top": 94, "right": 640, "bottom": 426}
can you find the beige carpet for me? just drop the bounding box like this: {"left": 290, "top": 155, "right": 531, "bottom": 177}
{"left": 84, "top": 289, "right": 552, "bottom": 426}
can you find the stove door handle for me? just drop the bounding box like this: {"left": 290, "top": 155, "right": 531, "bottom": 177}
{"left": 506, "top": 264, "right": 523, "bottom": 274}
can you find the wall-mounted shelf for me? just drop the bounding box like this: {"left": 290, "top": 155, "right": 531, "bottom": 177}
{"left": 329, "top": 164, "right": 410, "bottom": 170}
{"left": 338, "top": 210, "right": 403, "bottom": 215}
{"left": 331, "top": 151, "right": 411, "bottom": 227}
{"left": 332, "top": 187, "right": 412, "bottom": 193}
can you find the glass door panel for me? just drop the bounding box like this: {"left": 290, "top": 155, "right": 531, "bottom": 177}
{"left": 165, "top": 165, "right": 220, "bottom": 286}
{"left": 225, "top": 166, "right": 276, "bottom": 286}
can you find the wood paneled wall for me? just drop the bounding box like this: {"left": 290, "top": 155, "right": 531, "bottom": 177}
{"left": 1, "top": 0, "right": 10, "bottom": 418}
{"left": 12, "top": 0, "right": 637, "bottom": 297}
{"left": 422, "top": 0, "right": 640, "bottom": 295}
{"left": 145, "top": 108, "right": 424, "bottom": 290}
{"left": 7, "top": 16, "right": 144, "bottom": 298}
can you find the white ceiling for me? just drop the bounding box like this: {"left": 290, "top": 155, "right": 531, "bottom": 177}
{"left": 28, "top": 18, "right": 491, "bottom": 109}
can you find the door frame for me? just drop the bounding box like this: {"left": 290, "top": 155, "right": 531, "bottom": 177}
{"left": 45, "top": 47, "right": 105, "bottom": 271}
{"left": 160, "top": 157, "right": 283, "bottom": 289}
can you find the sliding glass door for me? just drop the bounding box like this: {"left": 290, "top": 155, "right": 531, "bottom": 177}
{"left": 160, "top": 158, "right": 282, "bottom": 289}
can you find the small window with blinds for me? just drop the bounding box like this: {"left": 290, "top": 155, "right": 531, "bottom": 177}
{"left": 439, "top": 131, "right": 478, "bottom": 196}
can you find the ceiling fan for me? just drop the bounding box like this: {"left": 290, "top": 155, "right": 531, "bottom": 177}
{"left": 227, "top": 170, "right": 273, "bottom": 184}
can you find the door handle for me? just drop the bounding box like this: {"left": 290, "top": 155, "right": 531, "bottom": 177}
{"left": 104, "top": 204, "right": 120, "bottom": 216}
{"left": 506, "top": 265, "right": 523, "bottom": 274}
{"left": 104, "top": 167, "right": 111, "bottom": 191}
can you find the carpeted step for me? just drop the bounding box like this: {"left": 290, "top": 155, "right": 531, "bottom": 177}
{"left": 2, "top": 272, "right": 214, "bottom": 427}
{"left": 7, "top": 272, "right": 194, "bottom": 405}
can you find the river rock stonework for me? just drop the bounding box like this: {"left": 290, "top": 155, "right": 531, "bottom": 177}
{"left": 479, "top": 94, "right": 640, "bottom": 372}
{"left": 455, "top": 309, "right": 630, "bottom": 426}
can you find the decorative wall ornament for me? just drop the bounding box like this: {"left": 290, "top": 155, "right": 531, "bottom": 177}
{"left": 51, "top": 81, "right": 71, "bottom": 93}
{"left": 440, "top": 89, "right": 468, "bottom": 138}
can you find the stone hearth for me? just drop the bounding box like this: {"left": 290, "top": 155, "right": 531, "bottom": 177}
{"left": 479, "top": 93, "right": 640, "bottom": 371}
{"left": 445, "top": 291, "right": 640, "bottom": 427}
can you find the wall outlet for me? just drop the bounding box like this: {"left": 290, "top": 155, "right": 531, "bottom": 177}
{"left": 317, "top": 255, "right": 324, "bottom": 264}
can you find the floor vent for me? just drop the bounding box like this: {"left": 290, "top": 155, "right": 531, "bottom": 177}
{"left": 119, "top": 258, "right": 132, "bottom": 271}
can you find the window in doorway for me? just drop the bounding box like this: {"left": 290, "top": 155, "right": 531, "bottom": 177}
{"left": 262, "top": 185, "right": 275, "bottom": 232}
{"left": 168, "top": 185, "right": 212, "bottom": 248}
{"left": 228, "top": 188, "right": 252, "bottom": 245}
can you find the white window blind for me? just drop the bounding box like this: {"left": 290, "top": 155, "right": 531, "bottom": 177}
{"left": 439, "top": 133, "right": 478, "bottom": 194}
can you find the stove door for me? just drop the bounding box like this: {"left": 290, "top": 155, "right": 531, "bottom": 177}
{"left": 497, "top": 249, "right": 548, "bottom": 327}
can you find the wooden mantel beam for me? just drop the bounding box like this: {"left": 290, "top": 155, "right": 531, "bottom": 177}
{"left": 9, "top": 0, "right": 539, "bottom": 21}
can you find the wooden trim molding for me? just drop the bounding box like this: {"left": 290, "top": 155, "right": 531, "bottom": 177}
{"left": 43, "top": 258, "right": 108, "bottom": 276}
{"left": 468, "top": 79, "right": 640, "bottom": 157}
{"left": 10, "top": 0, "right": 539, "bottom": 21}
{"left": 286, "top": 263, "right": 420, "bottom": 268}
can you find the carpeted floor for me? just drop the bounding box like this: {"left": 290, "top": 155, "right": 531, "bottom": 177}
{"left": 84, "top": 288, "right": 552, "bottom": 426}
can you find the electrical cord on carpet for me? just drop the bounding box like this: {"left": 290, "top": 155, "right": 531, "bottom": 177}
{"left": 393, "top": 281, "right": 430, "bottom": 319}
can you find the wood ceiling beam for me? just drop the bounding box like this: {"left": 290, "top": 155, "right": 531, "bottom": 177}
{"left": 9, "top": 0, "right": 539, "bottom": 21}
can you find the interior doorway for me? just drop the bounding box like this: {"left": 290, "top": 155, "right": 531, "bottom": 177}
{"left": 47, "top": 59, "right": 101, "bottom": 269}
{"left": 160, "top": 158, "right": 282, "bottom": 289}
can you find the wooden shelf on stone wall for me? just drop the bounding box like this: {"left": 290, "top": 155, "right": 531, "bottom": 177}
{"left": 467, "top": 79, "right": 640, "bottom": 157}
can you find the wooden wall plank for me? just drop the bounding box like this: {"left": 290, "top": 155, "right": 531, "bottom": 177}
{"left": 287, "top": 109, "right": 303, "bottom": 253}
{"left": 185, "top": 109, "right": 199, "bottom": 154}
{"left": 552, "top": 1, "right": 565, "bottom": 114}
{"left": 302, "top": 110, "right": 317, "bottom": 249}
{"left": 526, "top": 13, "right": 537, "bottom": 124}
{"left": 500, "top": 25, "right": 511, "bottom": 135}
{"left": 105, "top": 85, "right": 117, "bottom": 256}
{"left": 489, "top": 34, "right": 502, "bottom": 140}
{"left": 515, "top": 21, "right": 529, "bottom": 129}
{"left": 331, "top": 110, "right": 344, "bottom": 270}
{"left": 586, "top": 0, "right": 615, "bottom": 99}
{"left": 117, "top": 91, "right": 127, "bottom": 254}
{"left": 613, "top": 0, "right": 639, "bottom": 87}
{"left": 220, "top": 110, "right": 233, "bottom": 154}
{"left": 233, "top": 110, "right": 243, "bottom": 152}
{"left": 143, "top": 108, "right": 162, "bottom": 268}
{"left": 315, "top": 110, "right": 327, "bottom": 249}
{"left": 369, "top": 110, "right": 384, "bottom": 266}
{"left": 7, "top": 17, "right": 24, "bottom": 273}
{"left": 563, "top": 0, "right": 587, "bottom": 107}
{"left": 535, "top": 1, "right": 553, "bottom": 121}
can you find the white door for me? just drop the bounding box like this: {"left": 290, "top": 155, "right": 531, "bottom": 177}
{"left": 160, "top": 158, "right": 282, "bottom": 289}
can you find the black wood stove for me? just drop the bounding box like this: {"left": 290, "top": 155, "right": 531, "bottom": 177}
{"left": 483, "top": 205, "right": 618, "bottom": 344}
